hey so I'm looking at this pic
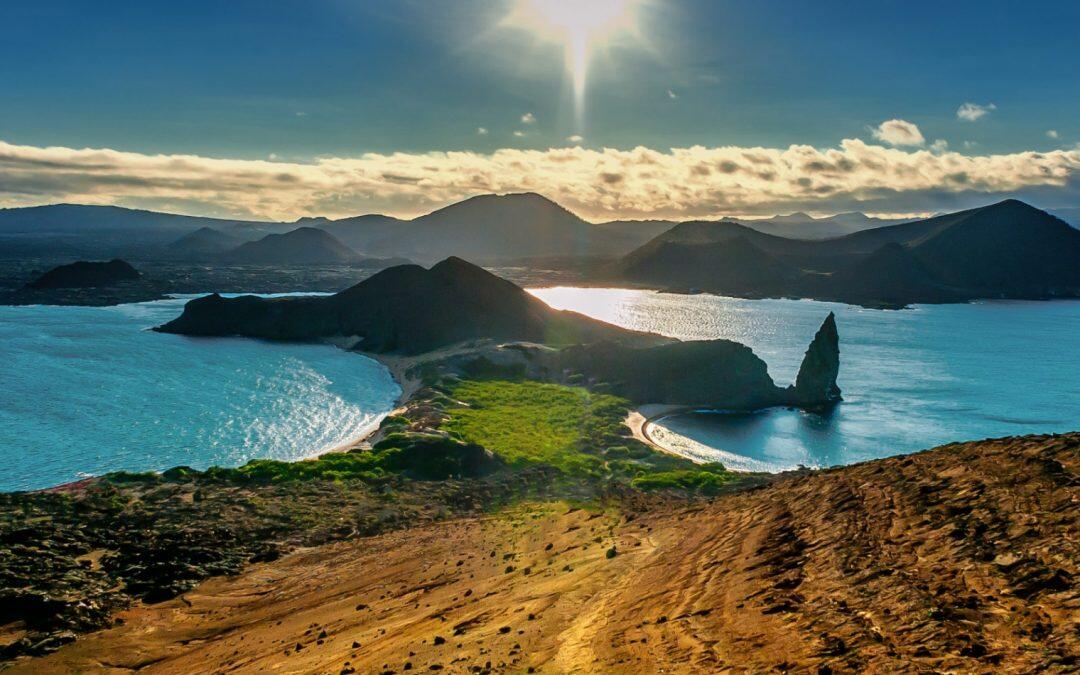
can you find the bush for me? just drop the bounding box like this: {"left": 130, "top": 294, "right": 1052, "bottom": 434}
{"left": 631, "top": 469, "right": 734, "bottom": 495}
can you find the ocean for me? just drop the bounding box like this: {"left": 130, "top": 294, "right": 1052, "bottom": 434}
{"left": 529, "top": 287, "right": 1080, "bottom": 472}
{"left": 0, "top": 295, "right": 400, "bottom": 491}
{"left": 3, "top": 288, "right": 1077, "bottom": 490}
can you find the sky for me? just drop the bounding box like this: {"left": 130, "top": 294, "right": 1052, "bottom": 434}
{"left": 1, "top": 0, "right": 1078, "bottom": 221}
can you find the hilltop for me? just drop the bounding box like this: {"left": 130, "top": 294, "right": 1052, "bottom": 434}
{"left": 220, "top": 227, "right": 359, "bottom": 265}
{"left": 165, "top": 227, "right": 242, "bottom": 259}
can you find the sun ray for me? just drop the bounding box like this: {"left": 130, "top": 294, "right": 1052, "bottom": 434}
{"left": 502, "top": 0, "right": 645, "bottom": 133}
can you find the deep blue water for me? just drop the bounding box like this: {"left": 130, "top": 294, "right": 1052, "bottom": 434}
{"left": 530, "top": 288, "right": 1080, "bottom": 472}
{"left": 0, "top": 295, "right": 400, "bottom": 491}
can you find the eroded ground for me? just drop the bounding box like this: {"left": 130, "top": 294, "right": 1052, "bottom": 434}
{"left": 13, "top": 433, "right": 1078, "bottom": 674}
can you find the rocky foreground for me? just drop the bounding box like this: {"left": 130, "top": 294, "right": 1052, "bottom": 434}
{"left": 7, "top": 433, "right": 1076, "bottom": 674}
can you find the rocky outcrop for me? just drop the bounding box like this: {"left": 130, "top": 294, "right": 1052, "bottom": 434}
{"left": 791, "top": 312, "right": 841, "bottom": 407}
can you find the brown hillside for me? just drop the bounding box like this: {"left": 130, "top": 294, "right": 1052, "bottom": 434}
{"left": 18, "top": 433, "right": 1078, "bottom": 674}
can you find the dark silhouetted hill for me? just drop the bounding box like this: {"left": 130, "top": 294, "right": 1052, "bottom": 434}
{"left": 220, "top": 227, "right": 359, "bottom": 265}
{"left": 26, "top": 259, "right": 141, "bottom": 289}
{"left": 156, "top": 257, "right": 649, "bottom": 353}
{"left": 610, "top": 200, "right": 1080, "bottom": 306}
{"left": 3, "top": 259, "right": 164, "bottom": 305}
{"left": 167, "top": 227, "right": 242, "bottom": 259}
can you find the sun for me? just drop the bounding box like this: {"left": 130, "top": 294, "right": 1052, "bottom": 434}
{"left": 503, "top": 0, "right": 645, "bottom": 130}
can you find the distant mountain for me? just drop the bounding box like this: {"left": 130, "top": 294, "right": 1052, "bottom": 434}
{"left": 613, "top": 235, "right": 799, "bottom": 295}
{"left": 25, "top": 259, "right": 141, "bottom": 289}
{"left": 167, "top": 227, "right": 242, "bottom": 259}
{"left": 317, "top": 214, "right": 408, "bottom": 253}
{"left": 0, "top": 204, "right": 263, "bottom": 242}
{"left": 5, "top": 196, "right": 1071, "bottom": 267}
{"left": 221, "top": 227, "right": 359, "bottom": 265}
{"left": 321, "top": 194, "right": 665, "bottom": 263}
{"left": 737, "top": 212, "right": 907, "bottom": 239}
{"left": 609, "top": 200, "right": 1080, "bottom": 307}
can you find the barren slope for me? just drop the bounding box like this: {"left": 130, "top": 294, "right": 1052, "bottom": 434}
{"left": 18, "top": 433, "right": 1078, "bottom": 674}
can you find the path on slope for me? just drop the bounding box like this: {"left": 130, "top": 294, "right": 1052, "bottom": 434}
{"left": 20, "top": 434, "right": 1078, "bottom": 673}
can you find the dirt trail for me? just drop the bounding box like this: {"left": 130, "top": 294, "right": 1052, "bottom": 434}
{"left": 17, "top": 433, "right": 1079, "bottom": 673}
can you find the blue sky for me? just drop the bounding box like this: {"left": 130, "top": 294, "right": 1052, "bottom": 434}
{"left": 1, "top": 0, "right": 1077, "bottom": 219}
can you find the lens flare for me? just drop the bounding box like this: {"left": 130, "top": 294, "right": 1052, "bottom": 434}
{"left": 503, "top": 0, "right": 644, "bottom": 132}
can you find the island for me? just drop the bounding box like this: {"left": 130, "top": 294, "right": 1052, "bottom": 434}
{"left": 0, "top": 259, "right": 166, "bottom": 306}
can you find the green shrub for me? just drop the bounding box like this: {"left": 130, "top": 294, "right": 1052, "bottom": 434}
{"left": 631, "top": 469, "right": 734, "bottom": 495}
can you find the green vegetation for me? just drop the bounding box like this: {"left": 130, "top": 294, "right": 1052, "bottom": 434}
{"left": 631, "top": 469, "right": 735, "bottom": 494}
{"left": 101, "top": 379, "right": 735, "bottom": 495}
{"left": 201, "top": 452, "right": 391, "bottom": 484}
{"left": 443, "top": 380, "right": 618, "bottom": 475}
{"left": 441, "top": 379, "right": 734, "bottom": 493}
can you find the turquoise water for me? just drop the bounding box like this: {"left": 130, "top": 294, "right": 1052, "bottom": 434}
{"left": 529, "top": 288, "right": 1080, "bottom": 472}
{"left": 0, "top": 296, "right": 400, "bottom": 491}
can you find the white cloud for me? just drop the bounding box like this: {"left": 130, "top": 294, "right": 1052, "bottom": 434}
{"left": 957, "top": 102, "right": 996, "bottom": 122}
{"left": 477, "top": 127, "right": 489, "bottom": 135}
{"left": 871, "top": 119, "right": 925, "bottom": 147}
{"left": 566, "top": 135, "right": 584, "bottom": 143}
{"left": 520, "top": 112, "right": 536, "bottom": 124}
{"left": 295, "top": 112, "right": 307, "bottom": 117}
{"left": 512, "top": 130, "right": 526, "bottom": 137}
{"left": 0, "top": 137, "right": 1076, "bottom": 221}
{"left": 1047, "top": 129, "right": 1059, "bottom": 139}
{"left": 667, "top": 89, "right": 678, "bottom": 99}
{"left": 929, "top": 139, "right": 949, "bottom": 153}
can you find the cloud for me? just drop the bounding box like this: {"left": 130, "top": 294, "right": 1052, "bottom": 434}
{"left": 477, "top": 127, "right": 489, "bottom": 135}
{"left": 1047, "top": 130, "right": 1059, "bottom": 139}
{"left": 520, "top": 112, "right": 536, "bottom": 124}
{"left": 0, "top": 137, "right": 1076, "bottom": 221}
{"left": 871, "top": 119, "right": 925, "bottom": 147}
{"left": 929, "top": 139, "right": 949, "bottom": 153}
{"left": 667, "top": 89, "right": 678, "bottom": 99}
{"left": 957, "top": 102, "right": 996, "bottom": 122}
{"left": 512, "top": 130, "right": 526, "bottom": 137}
{"left": 566, "top": 135, "right": 584, "bottom": 143}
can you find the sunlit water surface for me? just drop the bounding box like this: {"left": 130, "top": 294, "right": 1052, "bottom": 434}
{"left": 0, "top": 295, "right": 400, "bottom": 491}
{"left": 529, "top": 287, "right": 1080, "bottom": 472}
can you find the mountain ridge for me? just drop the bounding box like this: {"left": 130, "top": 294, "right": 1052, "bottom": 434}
{"left": 610, "top": 199, "right": 1080, "bottom": 307}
